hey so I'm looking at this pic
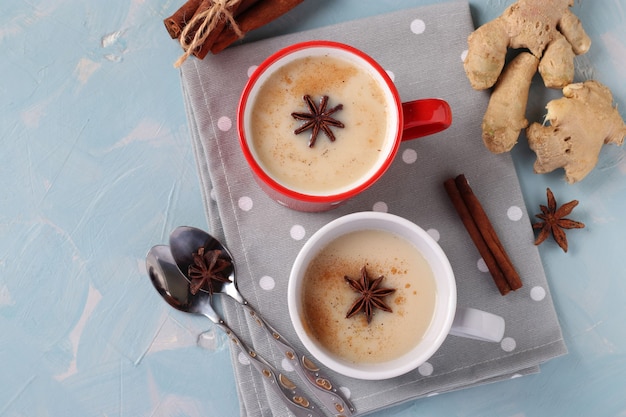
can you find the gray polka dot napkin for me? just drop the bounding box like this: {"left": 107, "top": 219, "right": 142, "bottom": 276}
{"left": 179, "top": 2, "right": 567, "bottom": 416}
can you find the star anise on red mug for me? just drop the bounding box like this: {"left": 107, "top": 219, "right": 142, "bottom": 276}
{"left": 533, "top": 188, "right": 585, "bottom": 253}
{"left": 291, "top": 95, "right": 344, "bottom": 147}
{"left": 188, "top": 247, "right": 232, "bottom": 295}
{"left": 345, "top": 266, "right": 396, "bottom": 324}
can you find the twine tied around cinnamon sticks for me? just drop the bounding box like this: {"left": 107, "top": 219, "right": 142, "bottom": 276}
{"left": 164, "top": 0, "right": 304, "bottom": 67}
{"left": 174, "top": 0, "right": 243, "bottom": 67}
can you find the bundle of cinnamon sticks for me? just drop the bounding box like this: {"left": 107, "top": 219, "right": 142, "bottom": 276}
{"left": 444, "top": 174, "right": 523, "bottom": 295}
{"left": 164, "top": 0, "right": 304, "bottom": 66}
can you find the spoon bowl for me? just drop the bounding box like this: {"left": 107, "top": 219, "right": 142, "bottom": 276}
{"left": 146, "top": 244, "right": 218, "bottom": 319}
{"left": 169, "top": 227, "right": 243, "bottom": 303}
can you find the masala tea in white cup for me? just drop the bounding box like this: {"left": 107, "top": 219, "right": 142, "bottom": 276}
{"left": 288, "top": 212, "right": 505, "bottom": 380}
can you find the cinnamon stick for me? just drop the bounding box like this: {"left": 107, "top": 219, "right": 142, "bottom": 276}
{"left": 163, "top": 0, "right": 203, "bottom": 39}
{"left": 210, "top": 0, "right": 304, "bottom": 54}
{"left": 453, "top": 174, "right": 522, "bottom": 291}
{"left": 182, "top": 0, "right": 213, "bottom": 45}
{"left": 444, "top": 179, "right": 513, "bottom": 295}
{"left": 231, "top": 0, "right": 262, "bottom": 17}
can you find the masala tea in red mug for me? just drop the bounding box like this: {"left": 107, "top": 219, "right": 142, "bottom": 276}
{"left": 238, "top": 41, "right": 452, "bottom": 211}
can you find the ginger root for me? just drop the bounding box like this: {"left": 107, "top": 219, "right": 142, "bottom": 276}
{"left": 527, "top": 80, "right": 626, "bottom": 183}
{"left": 464, "top": 0, "right": 591, "bottom": 90}
{"left": 482, "top": 52, "right": 539, "bottom": 153}
{"left": 464, "top": 0, "right": 591, "bottom": 154}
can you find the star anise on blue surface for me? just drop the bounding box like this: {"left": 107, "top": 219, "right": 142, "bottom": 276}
{"left": 291, "top": 95, "right": 344, "bottom": 147}
{"left": 533, "top": 188, "right": 585, "bottom": 253}
{"left": 188, "top": 247, "right": 232, "bottom": 295}
{"left": 345, "top": 266, "right": 396, "bottom": 324}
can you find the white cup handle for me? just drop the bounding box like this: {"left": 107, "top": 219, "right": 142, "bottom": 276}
{"left": 449, "top": 307, "right": 505, "bottom": 343}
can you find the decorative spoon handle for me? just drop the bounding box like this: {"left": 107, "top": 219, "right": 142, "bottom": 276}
{"left": 212, "top": 318, "right": 323, "bottom": 417}
{"left": 241, "top": 303, "right": 356, "bottom": 417}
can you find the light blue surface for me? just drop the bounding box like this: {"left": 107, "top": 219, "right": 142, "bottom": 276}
{"left": 1, "top": 1, "right": 624, "bottom": 416}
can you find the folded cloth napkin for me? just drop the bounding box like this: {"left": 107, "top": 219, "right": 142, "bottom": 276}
{"left": 179, "top": 1, "right": 567, "bottom": 415}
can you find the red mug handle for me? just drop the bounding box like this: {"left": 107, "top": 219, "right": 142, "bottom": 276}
{"left": 401, "top": 99, "right": 452, "bottom": 141}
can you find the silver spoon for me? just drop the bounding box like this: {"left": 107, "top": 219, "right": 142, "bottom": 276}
{"left": 169, "top": 226, "right": 355, "bottom": 417}
{"left": 146, "top": 245, "right": 322, "bottom": 417}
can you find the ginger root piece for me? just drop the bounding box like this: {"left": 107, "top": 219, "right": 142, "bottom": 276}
{"left": 527, "top": 80, "right": 626, "bottom": 183}
{"left": 464, "top": 0, "right": 591, "bottom": 154}
{"left": 482, "top": 52, "right": 539, "bottom": 153}
{"left": 464, "top": 0, "right": 591, "bottom": 90}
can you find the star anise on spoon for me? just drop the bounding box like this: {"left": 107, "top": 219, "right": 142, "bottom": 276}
{"left": 188, "top": 247, "right": 232, "bottom": 295}
{"left": 345, "top": 266, "right": 396, "bottom": 324}
{"left": 533, "top": 188, "right": 585, "bottom": 253}
{"left": 291, "top": 95, "right": 344, "bottom": 147}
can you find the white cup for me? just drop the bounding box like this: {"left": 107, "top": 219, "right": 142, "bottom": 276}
{"left": 288, "top": 212, "right": 505, "bottom": 380}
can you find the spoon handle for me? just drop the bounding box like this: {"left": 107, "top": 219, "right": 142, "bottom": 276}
{"left": 242, "top": 303, "right": 356, "bottom": 417}
{"left": 213, "top": 319, "right": 324, "bottom": 417}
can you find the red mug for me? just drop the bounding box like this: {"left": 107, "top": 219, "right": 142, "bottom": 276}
{"left": 238, "top": 41, "right": 452, "bottom": 212}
